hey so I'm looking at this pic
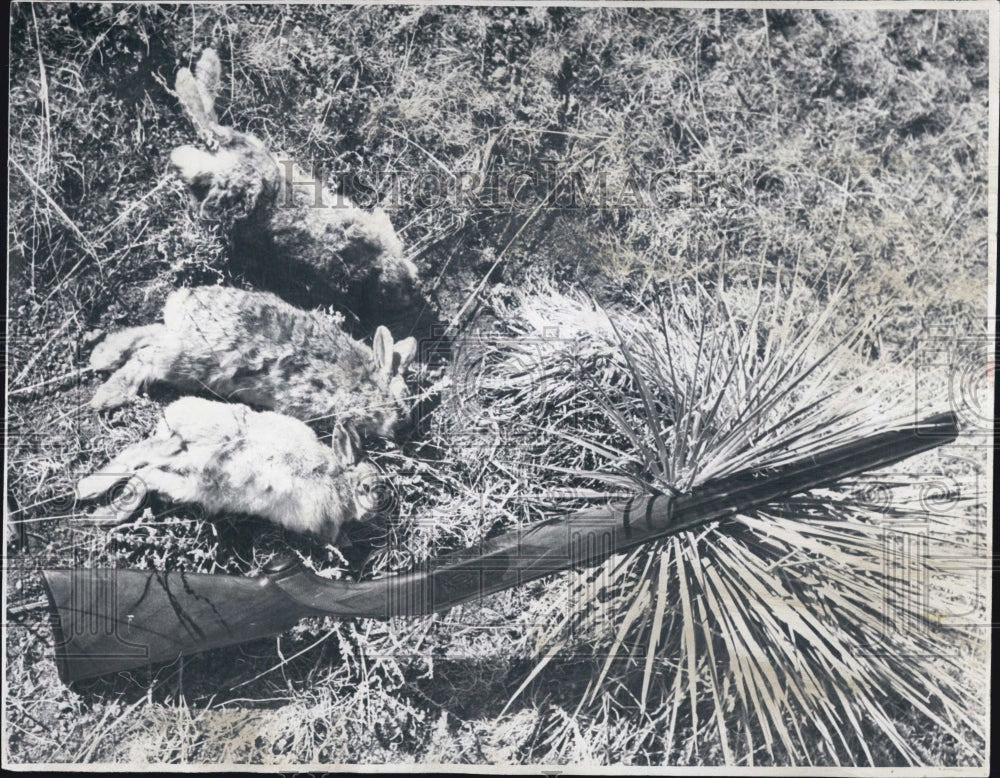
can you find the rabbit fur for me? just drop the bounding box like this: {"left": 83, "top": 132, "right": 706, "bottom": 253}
{"left": 170, "top": 48, "right": 434, "bottom": 336}
{"left": 76, "top": 397, "right": 384, "bottom": 543}
{"left": 89, "top": 285, "right": 418, "bottom": 441}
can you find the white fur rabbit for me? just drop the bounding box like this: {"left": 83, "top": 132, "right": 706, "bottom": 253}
{"left": 89, "top": 285, "right": 418, "bottom": 441}
{"left": 76, "top": 397, "right": 385, "bottom": 543}
{"left": 170, "top": 48, "right": 434, "bottom": 336}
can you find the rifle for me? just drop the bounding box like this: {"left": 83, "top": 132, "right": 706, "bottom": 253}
{"left": 41, "top": 411, "right": 959, "bottom": 683}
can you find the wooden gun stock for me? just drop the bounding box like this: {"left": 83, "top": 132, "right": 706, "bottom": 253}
{"left": 41, "top": 412, "right": 959, "bottom": 683}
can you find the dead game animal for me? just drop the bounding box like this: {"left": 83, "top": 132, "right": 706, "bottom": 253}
{"left": 89, "top": 285, "right": 417, "bottom": 442}
{"left": 170, "top": 48, "right": 434, "bottom": 336}
{"left": 76, "top": 396, "right": 385, "bottom": 544}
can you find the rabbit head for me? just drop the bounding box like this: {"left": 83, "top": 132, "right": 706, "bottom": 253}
{"left": 371, "top": 325, "right": 419, "bottom": 427}
{"left": 170, "top": 49, "right": 282, "bottom": 221}
{"left": 330, "top": 424, "right": 394, "bottom": 533}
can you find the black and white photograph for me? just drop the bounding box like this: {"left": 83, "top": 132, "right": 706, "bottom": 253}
{"left": 3, "top": 1, "right": 995, "bottom": 770}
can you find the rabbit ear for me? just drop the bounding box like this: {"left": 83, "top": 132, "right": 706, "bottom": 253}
{"left": 393, "top": 337, "right": 418, "bottom": 375}
{"left": 331, "top": 424, "right": 358, "bottom": 463}
{"left": 193, "top": 48, "right": 221, "bottom": 119}
{"left": 373, "top": 326, "right": 394, "bottom": 379}
{"left": 176, "top": 49, "right": 225, "bottom": 142}
{"left": 176, "top": 66, "right": 218, "bottom": 141}
{"left": 389, "top": 375, "right": 408, "bottom": 405}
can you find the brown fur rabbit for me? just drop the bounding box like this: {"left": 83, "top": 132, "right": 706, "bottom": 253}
{"left": 76, "top": 397, "right": 385, "bottom": 543}
{"left": 89, "top": 286, "right": 418, "bottom": 442}
{"left": 170, "top": 48, "right": 435, "bottom": 337}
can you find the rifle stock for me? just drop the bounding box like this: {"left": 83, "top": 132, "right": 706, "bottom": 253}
{"left": 41, "top": 411, "right": 959, "bottom": 683}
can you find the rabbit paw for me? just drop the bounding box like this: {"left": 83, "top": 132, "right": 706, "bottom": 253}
{"left": 89, "top": 380, "right": 135, "bottom": 411}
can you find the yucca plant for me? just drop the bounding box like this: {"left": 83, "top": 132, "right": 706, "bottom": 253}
{"left": 446, "top": 277, "right": 985, "bottom": 766}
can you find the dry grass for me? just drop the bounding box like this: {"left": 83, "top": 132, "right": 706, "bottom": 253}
{"left": 433, "top": 278, "right": 987, "bottom": 766}
{"left": 5, "top": 4, "right": 991, "bottom": 768}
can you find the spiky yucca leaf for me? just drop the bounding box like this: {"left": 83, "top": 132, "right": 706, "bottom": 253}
{"left": 462, "top": 279, "right": 985, "bottom": 766}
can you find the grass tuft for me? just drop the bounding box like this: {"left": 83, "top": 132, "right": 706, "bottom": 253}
{"left": 440, "top": 277, "right": 987, "bottom": 766}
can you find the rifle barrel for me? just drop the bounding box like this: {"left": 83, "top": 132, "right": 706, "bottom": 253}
{"left": 41, "top": 411, "right": 958, "bottom": 682}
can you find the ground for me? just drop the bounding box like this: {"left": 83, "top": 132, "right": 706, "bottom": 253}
{"left": 4, "top": 4, "right": 993, "bottom": 767}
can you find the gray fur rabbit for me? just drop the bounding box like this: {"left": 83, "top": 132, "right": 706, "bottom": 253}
{"left": 169, "top": 48, "right": 435, "bottom": 337}
{"left": 76, "top": 397, "right": 384, "bottom": 543}
{"left": 89, "top": 285, "right": 418, "bottom": 441}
